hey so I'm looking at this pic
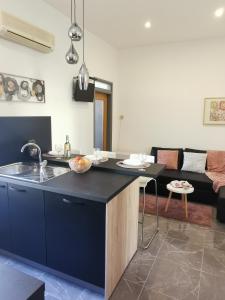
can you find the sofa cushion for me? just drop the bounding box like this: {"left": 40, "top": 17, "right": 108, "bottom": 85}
{"left": 185, "top": 148, "right": 208, "bottom": 169}
{"left": 158, "top": 169, "right": 213, "bottom": 192}
{"left": 207, "top": 150, "right": 225, "bottom": 172}
{"left": 157, "top": 150, "right": 178, "bottom": 170}
{"left": 151, "top": 147, "right": 183, "bottom": 169}
{"left": 181, "top": 152, "right": 207, "bottom": 173}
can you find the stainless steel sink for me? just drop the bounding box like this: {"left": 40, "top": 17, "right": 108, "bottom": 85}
{"left": 0, "top": 162, "right": 70, "bottom": 183}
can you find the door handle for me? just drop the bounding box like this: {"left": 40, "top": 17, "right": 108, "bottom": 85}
{"left": 62, "top": 198, "right": 85, "bottom": 206}
{"left": 9, "top": 186, "right": 27, "bottom": 193}
{"left": 0, "top": 185, "right": 6, "bottom": 189}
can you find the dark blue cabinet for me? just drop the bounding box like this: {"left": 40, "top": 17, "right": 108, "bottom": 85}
{"left": 45, "top": 192, "right": 106, "bottom": 288}
{"left": 8, "top": 184, "right": 46, "bottom": 264}
{"left": 0, "top": 182, "right": 11, "bottom": 251}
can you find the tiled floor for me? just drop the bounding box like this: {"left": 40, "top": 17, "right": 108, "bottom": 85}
{"left": 0, "top": 208, "right": 225, "bottom": 300}
{"left": 111, "top": 208, "right": 225, "bottom": 300}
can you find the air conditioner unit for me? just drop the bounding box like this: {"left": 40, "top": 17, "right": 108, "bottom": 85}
{"left": 0, "top": 10, "right": 55, "bottom": 53}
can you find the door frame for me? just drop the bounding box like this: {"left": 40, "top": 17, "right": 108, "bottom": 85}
{"left": 94, "top": 78, "right": 113, "bottom": 151}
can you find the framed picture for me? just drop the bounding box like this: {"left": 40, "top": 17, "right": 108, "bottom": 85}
{"left": 0, "top": 72, "right": 45, "bottom": 103}
{"left": 204, "top": 98, "right": 225, "bottom": 125}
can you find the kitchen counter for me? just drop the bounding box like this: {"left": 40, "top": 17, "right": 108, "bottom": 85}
{"left": 0, "top": 161, "right": 164, "bottom": 299}
{"left": 92, "top": 158, "right": 165, "bottom": 178}
{"left": 0, "top": 168, "right": 136, "bottom": 204}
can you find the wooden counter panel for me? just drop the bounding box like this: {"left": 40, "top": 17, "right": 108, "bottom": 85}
{"left": 105, "top": 179, "right": 139, "bottom": 299}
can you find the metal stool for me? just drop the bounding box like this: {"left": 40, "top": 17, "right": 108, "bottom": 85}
{"left": 139, "top": 176, "right": 159, "bottom": 249}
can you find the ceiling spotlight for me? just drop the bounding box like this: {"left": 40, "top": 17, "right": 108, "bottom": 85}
{"left": 145, "top": 21, "right": 151, "bottom": 29}
{"left": 214, "top": 7, "right": 224, "bottom": 18}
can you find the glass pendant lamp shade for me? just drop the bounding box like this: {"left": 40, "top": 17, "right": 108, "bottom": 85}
{"left": 68, "top": 0, "right": 82, "bottom": 41}
{"left": 78, "top": 62, "right": 89, "bottom": 90}
{"left": 65, "top": 42, "right": 79, "bottom": 64}
{"left": 78, "top": 0, "right": 89, "bottom": 90}
{"left": 68, "top": 22, "right": 82, "bottom": 41}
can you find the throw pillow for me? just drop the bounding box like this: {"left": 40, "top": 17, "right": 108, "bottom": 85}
{"left": 151, "top": 147, "right": 183, "bottom": 169}
{"left": 157, "top": 150, "right": 179, "bottom": 170}
{"left": 181, "top": 152, "right": 207, "bottom": 173}
{"left": 207, "top": 151, "right": 225, "bottom": 172}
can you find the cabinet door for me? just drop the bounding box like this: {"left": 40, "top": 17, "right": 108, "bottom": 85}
{"left": 45, "top": 192, "right": 105, "bottom": 288}
{"left": 8, "top": 184, "right": 46, "bottom": 264}
{"left": 0, "top": 182, "right": 11, "bottom": 251}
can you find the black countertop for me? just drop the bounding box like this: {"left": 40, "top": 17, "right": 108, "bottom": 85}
{"left": 42, "top": 169, "right": 137, "bottom": 203}
{"left": 92, "top": 159, "right": 165, "bottom": 178}
{"left": 0, "top": 169, "right": 136, "bottom": 204}
{"left": 0, "top": 159, "right": 165, "bottom": 204}
{"left": 43, "top": 156, "right": 165, "bottom": 179}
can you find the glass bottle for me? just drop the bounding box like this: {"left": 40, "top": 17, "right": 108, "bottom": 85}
{"left": 64, "top": 135, "right": 71, "bottom": 158}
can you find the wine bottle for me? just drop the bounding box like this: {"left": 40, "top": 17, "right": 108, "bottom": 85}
{"left": 64, "top": 135, "right": 71, "bottom": 158}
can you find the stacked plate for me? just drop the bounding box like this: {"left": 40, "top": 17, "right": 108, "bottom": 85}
{"left": 117, "top": 158, "right": 150, "bottom": 169}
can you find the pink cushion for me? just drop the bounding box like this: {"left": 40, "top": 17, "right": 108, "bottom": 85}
{"left": 157, "top": 150, "right": 179, "bottom": 170}
{"left": 207, "top": 151, "right": 225, "bottom": 172}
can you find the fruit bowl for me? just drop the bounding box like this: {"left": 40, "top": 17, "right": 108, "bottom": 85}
{"left": 69, "top": 156, "right": 92, "bottom": 174}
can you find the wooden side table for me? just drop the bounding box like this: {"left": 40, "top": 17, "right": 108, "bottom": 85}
{"left": 165, "top": 183, "right": 194, "bottom": 219}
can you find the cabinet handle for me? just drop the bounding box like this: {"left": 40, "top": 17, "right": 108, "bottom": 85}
{"left": 62, "top": 198, "right": 85, "bottom": 206}
{"left": 9, "top": 186, "right": 27, "bottom": 193}
{"left": 0, "top": 185, "right": 6, "bottom": 188}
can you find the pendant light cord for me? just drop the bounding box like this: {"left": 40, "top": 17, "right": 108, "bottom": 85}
{"left": 70, "top": 0, "right": 73, "bottom": 24}
{"left": 74, "top": 0, "right": 77, "bottom": 23}
{"left": 83, "top": 0, "right": 85, "bottom": 63}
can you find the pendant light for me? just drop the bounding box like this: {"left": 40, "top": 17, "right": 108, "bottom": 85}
{"left": 65, "top": 0, "right": 80, "bottom": 64}
{"left": 68, "top": 0, "right": 82, "bottom": 41}
{"left": 78, "top": 0, "right": 89, "bottom": 90}
{"left": 65, "top": 42, "right": 79, "bottom": 64}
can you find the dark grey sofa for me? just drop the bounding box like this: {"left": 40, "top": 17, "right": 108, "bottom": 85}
{"left": 146, "top": 147, "right": 225, "bottom": 222}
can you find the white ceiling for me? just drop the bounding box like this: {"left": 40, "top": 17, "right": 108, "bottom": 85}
{"left": 44, "top": 0, "right": 225, "bottom": 49}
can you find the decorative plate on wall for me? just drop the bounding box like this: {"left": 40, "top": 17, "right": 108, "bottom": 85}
{"left": 0, "top": 72, "right": 45, "bottom": 103}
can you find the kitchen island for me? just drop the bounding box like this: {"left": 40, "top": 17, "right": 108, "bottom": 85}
{"left": 0, "top": 163, "right": 164, "bottom": 299}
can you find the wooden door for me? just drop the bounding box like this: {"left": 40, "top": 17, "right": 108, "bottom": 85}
{"left": 94, "top": 92, "right": 108, "bottom": 150}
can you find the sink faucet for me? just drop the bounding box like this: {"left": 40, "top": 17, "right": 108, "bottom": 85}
{"left": 21, "top": 143, "right": 45, "bottom": 166}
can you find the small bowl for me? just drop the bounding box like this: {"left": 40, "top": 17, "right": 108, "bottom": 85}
{"left": 69, "top": 157, "right": 92, "bottom": 174}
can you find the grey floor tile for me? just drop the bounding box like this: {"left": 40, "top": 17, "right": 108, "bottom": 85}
{"left": 138, "top": 232, "right": 165, "bottom": 257}
{"left": 167, "top": 223, "right": 205, "bottom": 245}
{"left": 199, "top": 271, "right": 225, "bottom": 300}
{"left": 144, "top": 257, "right": 200, "bottom": 300}
{"left": 158, "top": 238, "right": 204, "bottom": 271}
{"left": 110, "top": 278, "right": 143, "bottom": 300}
{"left": 123, "top": 258, "right": 154, "bottom": 285}
{"left": 77, "top": 289, "right": 104, "bottom": 300}
{"left": 139, "top": 288, "right": 178, "bottom": 300}
{"left": 202, "top": 247, "right": 225, "bottom": 277}
{"left": 122, "top": 257, "right": 154, "bottom": 284}
{"left": 204, "top": 230, "right": 225, "bottom": 250}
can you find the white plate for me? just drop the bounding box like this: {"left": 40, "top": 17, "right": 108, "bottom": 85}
{"left": 85, "top": 154, "right": 103, "bottom": 161}
{"left": 123, "top": 159, "right": 143, "bottom": 167}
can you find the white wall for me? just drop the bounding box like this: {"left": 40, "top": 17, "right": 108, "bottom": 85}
{"left": 0, "top": 0, "right": 119, "bottom": 154}
{"left": 118, "top": 38, "right": 225, "bottom": 153}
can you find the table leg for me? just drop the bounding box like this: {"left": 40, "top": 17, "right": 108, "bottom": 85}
{"left": 165, "top": 191, "right": 172, "bottom": 212}
{"left": 184, "top": 194, "right": 188, "bottom": 219}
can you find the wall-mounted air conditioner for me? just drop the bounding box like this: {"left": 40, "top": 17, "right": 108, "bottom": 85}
{"left": 0, "top": 10, "right": 55, "bottom": 53}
